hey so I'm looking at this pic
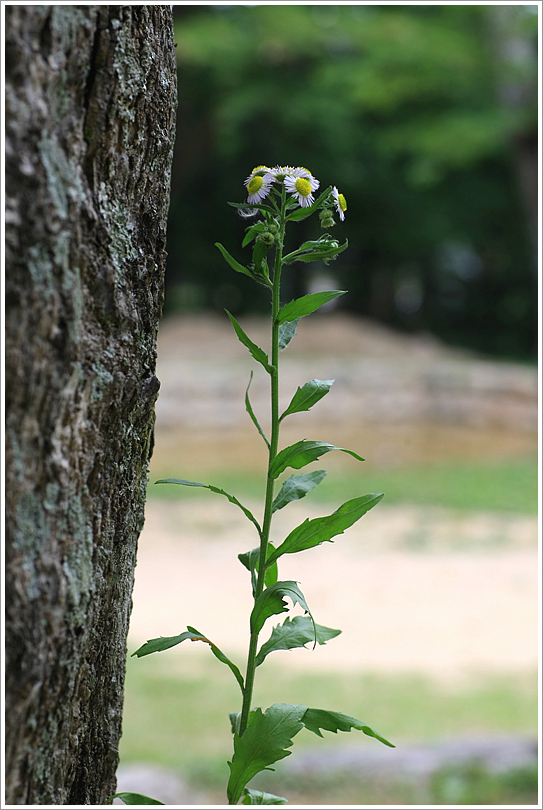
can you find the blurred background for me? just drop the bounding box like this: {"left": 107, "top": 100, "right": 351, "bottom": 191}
{"left": 116, "top": 5, "right": 539, "bottom": 806}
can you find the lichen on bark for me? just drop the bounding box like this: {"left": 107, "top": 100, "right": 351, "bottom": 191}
{"left": 5, "top": 6, "right": 177, "bottom": 804}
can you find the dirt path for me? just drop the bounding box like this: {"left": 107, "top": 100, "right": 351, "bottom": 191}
{"left": 129, "top": 499, "right": 538, "bottom": 681}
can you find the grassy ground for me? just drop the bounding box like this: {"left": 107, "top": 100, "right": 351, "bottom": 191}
{"left": 119, "top": 653, "right": 538, "bottom": 801}
{"left": 147, "top": 454, "right": 538, "bottom": 515}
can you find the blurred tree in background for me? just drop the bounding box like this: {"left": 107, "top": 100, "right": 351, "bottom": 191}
{"left": 167, "top": 4, "right": 538, "bottom": 360}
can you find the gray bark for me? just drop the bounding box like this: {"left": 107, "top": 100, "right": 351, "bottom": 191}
{"left": 5, "top": 5, "right": 177, "bottom": 804}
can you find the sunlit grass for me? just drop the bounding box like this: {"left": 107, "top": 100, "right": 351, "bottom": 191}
{"left": 148, "top": 455, "right": 538, "bottom": 514}
{"left": 120, "top": 653, "right": 538, "bottom": 776}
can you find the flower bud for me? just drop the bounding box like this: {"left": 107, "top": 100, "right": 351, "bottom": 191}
{"left": 257, "top": 231, "right": 276, "bottom": 247}
{"left": 320, "top": 215, "right": 335, "bottom": 229}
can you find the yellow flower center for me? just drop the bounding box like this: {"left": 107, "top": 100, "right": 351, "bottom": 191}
{"left": 247, "top": 176, "right": 264, "bottom": 194}
{"left": 338, "top": 193, "right": 347, "bottom": 212}
{"left": 295, "top": 177, "right": 312, "bottom": 196}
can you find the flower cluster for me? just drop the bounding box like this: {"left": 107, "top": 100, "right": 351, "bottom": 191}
{"left": 244, "top": 164, "right": 346, "bottom": 220}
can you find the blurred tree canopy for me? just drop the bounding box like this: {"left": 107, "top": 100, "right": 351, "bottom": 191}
{"left": 166, "top": 4, "right": 538, "bottom": 360}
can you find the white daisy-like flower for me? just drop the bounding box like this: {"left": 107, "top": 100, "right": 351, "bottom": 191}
{"left": 332, "top": 186, "right": 347, "bottom": 221}
{"left": 244, "top": 171, "right": 274, "bottom": 204}
{"left": 284, "top": 173, "right": 320, "bottom": 207}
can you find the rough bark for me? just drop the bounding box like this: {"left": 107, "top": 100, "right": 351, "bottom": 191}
{"left": 5, "top": 6, "right": 177, "bottom": 804}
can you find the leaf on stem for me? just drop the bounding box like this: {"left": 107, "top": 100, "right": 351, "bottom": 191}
{"left": 226, "top": 310, "right": 274, "bottom": 374}
{"left": 215, "top": 242, "right": 254, "bottom": 280}
{"left": 285, "top": 186, "right": 332, "bottom": 221}
{"left": 277, "top": 291, "right": 346, "bottom": 324}
{"left": 155, "top": 478, "right": 261, "bottom": 536}
{"left": 245, "top": 371, "right": 270, "bottom": 449}
{"left": 269, "top": 440, "right": 364, "bottom": 479}
{"left": 255, "top": 616, "right": 341, "bottom": 667}
{"left": 228, "top": 201, "right": 277, "bottom": 216}
{"left": 242, "top": 788, "right": 288, "bottom": 805}
{"left": 238, "top": 544, "right": 278, "bottom": 598}
{"left": 301, "top": 708, "right": 395, "bottom": 747}
{"left": 271, "top": 470, "right": 327, "bottom": 512}
{"left": 267, "top": 494, "right": 384, "bottom": 564}
{"left": 280, "top": 379, "right": 334, "bottom": 421}
{"left": 108, "top": 792, "right": 164, "bottom": 805}
{"left": 250, "top": 581, "right": 315, "bottom": 638}
{"left": 282, "top": 239, "right": 348, "bottom": 265}
{"left": 278, "top": 318, "right": 299, "bottom": 350}
{"left": 227, "top": 704, "right": 307, "bottom": 805}
{"left": 132, "top": 626, "right": 244, "bottom": 692}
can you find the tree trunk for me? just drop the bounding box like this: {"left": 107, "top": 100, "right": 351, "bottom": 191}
{"left": 5, "top": 6, "right": 177, "bottom": 804}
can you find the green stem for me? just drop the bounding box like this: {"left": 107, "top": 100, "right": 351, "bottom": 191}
{"left": 238, "top": 188, "right": 286, "bottom": 740}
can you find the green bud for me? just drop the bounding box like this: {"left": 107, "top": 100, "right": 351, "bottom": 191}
{"left": 257, "top": 231, "right": 275, "bottom": 247}
{"left": 320, "top": 216, "right": 335, "bottom": 229}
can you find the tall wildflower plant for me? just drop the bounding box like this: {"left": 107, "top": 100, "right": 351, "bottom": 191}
{"left": 112, "top": 166, "right": 393, "bottom": 807}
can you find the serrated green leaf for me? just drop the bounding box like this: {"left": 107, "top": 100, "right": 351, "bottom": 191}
{"left": 285, "top": 186, "right": 332, "bottom": 221}
{"left": 256, "top": 616, "right": 341, "bottom": 667}
{"left": 280, "top": 379, "right": 334, "bottom": 421}
{"left": 108, "top": 792, "right": 164, "bottom": 805}
{"left": 269, "top": 440, "right": 364, "bottom": 479}
{"left": 272, "top": 470, "right": 327, "bottom": 512}
{"left": 267, "top": 494, "right": 384, "bottom": 564}
{"left": 226, "top": 310, "right": 273, "bottom": 374}
{"left": 278, "top": 318, "right": 299, "bottom": 350}
{"left": 301, "top": 708, "right": 395, "bottom": 747}
{"left": 277, "top": 291, "right": 347, "bottom": 324}
{"left": 238, "top": 544, "right": 278, "bottom": 598}
{"left": 131, "top": 629, "right": 196, "bottom": 657}
{"left": 132, "top": 626, "right": 244, "bottom": 692}
{"left": 155, "top": 478, "right": 261, "bottom": 536}
{"left": 215, "top": 242, "right": 254, "bottom": 280}
{"left": 250, "top": 581, "right": 315, "bottom": 638}
{"left": 227, "top": 704, "right": 307, "bottom": 805}
{"left": 245, "top": 371, "right": 270, "bottom": 449}
{"left": 242, "top": 788, "right": 288, "bottom": 805}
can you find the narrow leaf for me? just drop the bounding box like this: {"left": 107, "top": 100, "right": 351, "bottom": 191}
{"left": 267, "top": 494, "right": 384, "bottom": 564}
{"left": 245, "top": 371, "right": 270, "bottom": 449}
{"left": 155, "top": 478, "right": 261, "bottom": 536}
{"left": 250, "top": 581, "right": 315, "bottom": 638}
{"left": 256, "top": 616, "right": 341, "bottom": 667}
{"left": 227, "top": 704, "right": 307, "bottom": 805}
{"left": 277, "top": 291, "right": 347, "bottom": 324}
{"left": 278, "top": 318, "right": 299, "bottom": 350}
{"left": 269, "top": 440, "right": 364, "bottom": 480}
{"left": 109, "top": 792, "right": 164, "bottom": 805}
{"left": 282, "top": 239, "right": 348, "bottom": 265}
{"left": 185, "top": 625, "right": 244, "bottom": 692}
{"left": 272, "top": 470, "right": 327, "bottom": 513}
{"left": 215, "top": 242, "right": 254, "bottom": 280}
{"left": 226, "top": 310, "right": 273, "bottom": 373}
{"left": 280, "top": 379, "right": 334, "bottom": 421}
{"left": 228, "top": 201, "right": 277, "bottom": 216}
{"left": 242, "top": 789, "right": 288, "bottom": 805}
{"left": 132, "top": 626, "right": 244, "bottom": 692}
{"left": 301, "top": 708, "right": 395, "bottom": 747}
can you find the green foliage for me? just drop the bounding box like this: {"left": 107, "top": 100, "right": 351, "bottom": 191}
{"left": 267, "top": 494, "right": 383, "bottom": 564}
{"left": 168, "top": 5, "right": 537, "bottom": 360}
{"left": 269, "top": 440, "right": 364, "bottom": 479}
{"left": 131, "top": 173, "right": 395, "bottom": 805}
{"left": 110, "top": 792, "right": 164, "bottom": 805}
{"left": 271, "top": 471, "right": 327, "bottom": 513}
{"left": 255, "top": 617, "right": 340, "bottom": 667}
